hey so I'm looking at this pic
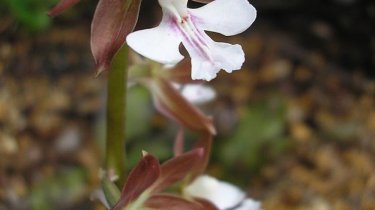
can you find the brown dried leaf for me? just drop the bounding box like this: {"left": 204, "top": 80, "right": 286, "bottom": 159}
{"left": 48, "top": 0, "right": 80, "bottom": 17}
{"left": 91, "top": 0, "right": 142, "bottom": 74}
{"left": 112, "top": 153, "right": 160, "bottom": 210}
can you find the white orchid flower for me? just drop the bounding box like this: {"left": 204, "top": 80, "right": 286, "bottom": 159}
{"left": 172, "top": 83, "right": 216, "bottom": 105}
{"left": 181, "top": 84, "right": 216, "bottom": 104}
{"left": 126, "top": 0, "right": 257, "bottom": 81}
{"left": 184, "top": 175, "right": 262, "bottom": 210}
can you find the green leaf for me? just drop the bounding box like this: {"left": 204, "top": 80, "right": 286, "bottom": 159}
{"left": 220, "top": 96, "right": 289, "bottom": 171}
{"left": 6, "top": 0, "right": 52, "bottom": 31}
{"left": 125, "top": 86, "right": 153, "bottom": 140}
{"left": 102, "top": 178, "right": 121, "bottom": 207}
{"left": 29, "top": 167, "right": 86, "bottom": 210}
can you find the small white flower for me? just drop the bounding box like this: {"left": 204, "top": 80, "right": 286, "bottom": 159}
{"left": 174, "top": 84, "right": 216, "bottom": 105}
{"left": 184, "top": 175, "right": 262, "bottom": 210}
{"left": 127, "top": 0, "right": 256, "bottom": 81}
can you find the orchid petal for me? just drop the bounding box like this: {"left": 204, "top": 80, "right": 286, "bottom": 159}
{"left": 159, "top": 0, "right": 188, "bottom": 16}
{"left": 184, "top": 175, "right": 246, "bottom": 210}
{"left": 181, "top": 84, "right": 216, "bottom": 105}
{"left": 211, "top": 42, "right": 245, "bottom": 73}
{"left": 186, "top": 39, "right": 245, "bottom": 81}
{"left": 235, "top": 199, "right": 262, "bottom": 210}
{"left": 179, "top": 34, "right": 218, "bottom": 81}
{"left": 126, "top": 21, "right": 184, "bottom": 64}
{"left": 190, "top": 0, "right": 256, "bottom": 36}
{"left": 190, "top": 57, "right": 220, "bottom": 81}
{"left": 192, "top": 0, "right": 213, "bottom": 3}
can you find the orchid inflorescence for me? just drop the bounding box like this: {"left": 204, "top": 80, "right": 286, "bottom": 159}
{"left": 50, "top": 0, "right": 259, "bottom": 209}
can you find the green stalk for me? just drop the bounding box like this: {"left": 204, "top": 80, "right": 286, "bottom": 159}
{"left": 105, "top": 45, "right": 128, "bottom": 187}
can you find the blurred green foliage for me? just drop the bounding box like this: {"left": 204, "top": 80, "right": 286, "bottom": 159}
{"left": 95, "top": 85, "right": 173, "bottom": 171}
{"left": 2, "top": 0, "right": 57, "bottom": 31}
{"left": 29, "top": 167, "right": 87, "bottom": 210}
{"left": 115, "top": 87, "right": 291, "bottom": 180}
{"left": 125, "top": 85, "right": 173, "bottom": 168}
{"left": 219, "top": 95, "right": 290, "bottom": 178}
{"left": 125, "top": 86, "right": 153, "bottom": 140}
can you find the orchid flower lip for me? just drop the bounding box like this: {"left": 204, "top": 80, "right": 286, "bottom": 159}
{"left": 224, "top": 200, "right": 244, "bottom": 210}
{"left": 180, "top": 84, "right": 216, "bottom": 105}
{"left": 184, "top": 175, "right": 262, "bottom": 210}
{"left": 127, "top": 0, "right": 257, "bottom": 81}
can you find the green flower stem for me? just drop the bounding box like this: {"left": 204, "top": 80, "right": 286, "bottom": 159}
{"left": 105, "top": 45, "right": 128, "bottom": 187}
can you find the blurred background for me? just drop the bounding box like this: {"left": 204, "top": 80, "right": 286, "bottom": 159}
{"left": 0, "top": 0, "right": 375, "bottom": 209}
